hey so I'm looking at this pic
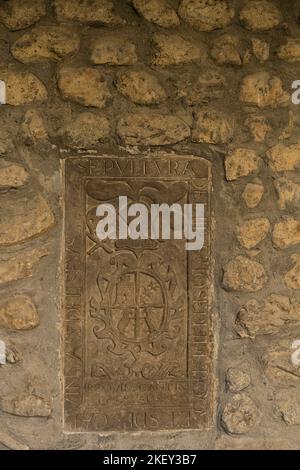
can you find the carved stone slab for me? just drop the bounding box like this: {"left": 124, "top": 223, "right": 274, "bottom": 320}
{"left": 63, "top": 154, "right": 213, "bottom": 432}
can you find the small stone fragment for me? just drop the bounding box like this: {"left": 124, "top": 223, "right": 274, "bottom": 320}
{"left": 132, "top": 0, "right": 180, "bottom": 27}
{"left": 54, "top": 0, "right": 124, "bottom": 25}
{"left": 273, "top": 218, "right": 300, "bottom": 249}
{"left": 274, "top": 390, "right": 300, "bottom": 426}
{"left": 243, "top": 49, "right": 252, "bottom": 66}
{"left": 11, "top": 26, "right": 80, "bottom": 63}
{"left": 0, "top": 247, "right": 48, "bottom": 285}
{"left": 242, "top": 179, "right": 264, "bottom": 208}
{"left": 240, "top": 1, "right": 281, "bottom": 31}
{"left": 278, "top": 38, "right": 300, "bottom": 62}
{"left": 63, "top": 113, "right": 110, "bottom": 148}
{"left": 115, "top": 70, "right": 166, "bottom": 105}
{"left": 0, "top": 161, "right": 28, "bottom": 189}
{"left": 22, "top": 109, "right": 48, "bottom": 142}
{"left": 240, "top": 72, "right": 289, "bottom": 108}
{"left": 152, "top": 33, "right": 203, "bottom": 66}
{"left": 285, "top": 254, "right": 300, "bottom": 290}
{"left": 236, "top": 295, "right": 300, "bottom": 338}
{"left": 274, "top": 178, "right": 300, "bottom": 210}
{"left": 226, "top": 368, "right": 251, "bottom": 392}
{"left": 192, "top": 107, "right": 233, "bottom": 144}
{"left": 0, "top": 394, "right": 51, "bottom": 417}
{"left": 225, "top": 148, "right": 261, "bottom": 181}
{"left": 179, "top": 0, "right": 234, "bottom": 32}
{"left": 245, "top": 114, "right": 271, "bottom": 142}
{"left": 0, "top": 296, "right": 39, "bottom": 330}
{"left": 211, "top": 34, "right": 243, "bottom": 66}
{"left": 236, "top": 218, "right": 270, "bottom": 249}
{"left": 0, "top": 0, "right": 46, "bottom": 31}
{"left": 1, "top": 71, "right": 47, "bottom": 106}
{"left": 221, "top": 394, "right": 260, "bottom": 435}
{"left": 91, "top": 36, "right": 137, "bottom": 65}
{"left": 223, "top": 255, "right": 267, "bottom": 292}
{"left": 267, "top": 142, "right": 300, "bottom": 172}
{"left": 0, "top": 135, "right": 14, "bottom": 155}
{"left": 279, "top": 111, "right": 294, "bottom": 140}
{"left": 175, "top": 69, "right": 225, "bottom": 105}
{"left": 251, "top": 38, "right": 270, "bottom": 62}
{"left": 4, "top": 342, "right": 21, "bottom": 364}
{"left": 57, "top": 67, "right": 111, "bottom": 108}
{"left": 117, "top": 111, "right": 191, "bottom": 146}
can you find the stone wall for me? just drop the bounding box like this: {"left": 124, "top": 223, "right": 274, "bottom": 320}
{"left": 0, "top": 0, "right": 300, "bottom": 450}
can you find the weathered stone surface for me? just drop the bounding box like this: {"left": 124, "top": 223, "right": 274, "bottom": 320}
{"left": 274, "top": 178, "right": 300, "bottom": 210}
{"left": 267, "top": 142, "right": 300, "bottom": 172}
{"left": 211, "top": 34, "right": 244, "bottom": 66}
{"left": 57, "top": 67, "right": 111, "bottom": 108}
{"left": 240, "top": 1, "right": 281, "bottom": 31}
{"left": 117, "top": 111, "right": 191, "bottom": 146}
{"left": 90, "top": 36, "right": 137, "bottom": 65}
{"left": 0, "top": 431, "right": 29, "bottom": 451}
{"left": 0, "top": 192, "right": 55, "bottom": 246}
{"left": 236, "top": 218, "right": 270, "bottom": 249}
{"left": 175, "top": 69, "right": 225, "bottom": 105}
{"left": 251, "top": 38, "right": 270, "bottom": 62}
{"left": 285, "top": 255, "right": 300, "bottom": 290}
{"left": 0, "top": 135, "right": 14, "bottom": 155}
{"left": 0, "top": 0, "right": 46, "bottom": 31}
{"left": 1, "top": 71, "right": 47, "bottom": 106}
{"left": 273, "top": 218, "right": 300, "bottom": 249}
{"left": 54, "top": 0, "right": 124, "bottom": 25}
{"left": 0, "top": 394, "right": 51, "bottom": 417}
{"left": 0, "top": 296, "right": 39, "bottom": 330}
{"left": 279, "top": 111, "right": 294, "bottom": 141}
{"left": 0, "top": 161, "right": 28, "bottom": 189}
{"left": 115, "top": 70, "right": 166, "bottom": 105}
{"left": 242, "top": 179, "right": 264, "bottom": 208}
{"left": 236, "top": 295, "right": 300, "bottom": 338}
{"left": 4, "top": 342, "right": 21, "bottom": 364}
{"left": 21, "top": 109, "right": 48, "bottom": 142}
{"left": 152, "top": 33, "right": 203, "bottom": 65}
{"left": 225, "top": 148, "right": 261, "bottom": 181}
{"left": 243, "top": 49, "right": 252, "bottom": 66}
{"left": 221, "top": 394, "right": 260, "bottom": 435}
{"left": 245, "top": 114, "right": 271, "bottom": 142}
{"left": 223, "top": 256, "right": 267, "bottom": 293}
{"left": 274, "top": 390, "right": 300, "bottom": 425}
{"left": 240, "top": 72, "right": 289, "bottom": 108}
{"left": 179, "top": 0, "right": 234, "bottom": 32}
{"left": 216, "top": 436, "right": 296, "bottom": 450}
{"left": 132, "top": 0, "right": 180, "bottom": 27}
{"left": 226, "top": 368, "right": 251, "bottom": 392}
{"left": 0, "top": 248, "right": 48, "bottom": 285}
{"left": 262, "top": 338, "right": 300, "bottom": 386}
{"left": 11, "top": 26, "right": 80, "bottom": 63}
{"left": 192, "top": 107, "right": 233, "bottom": 144}
{"left": 64, "top": 155, "right": 212, "bottom": 431}
{"left": 62, "top": 113, "right": 110, "bottom": 148}
{"left": 278, "top": 38, "right": 300, "bottom": 62}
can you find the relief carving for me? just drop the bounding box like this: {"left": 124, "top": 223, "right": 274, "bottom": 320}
{"left": 64, "top": 155, "right": 213, "bottom": 431}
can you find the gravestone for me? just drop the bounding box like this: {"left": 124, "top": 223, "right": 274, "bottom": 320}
{"left": 63, "top": 154, "right": 213, "bottom": 432}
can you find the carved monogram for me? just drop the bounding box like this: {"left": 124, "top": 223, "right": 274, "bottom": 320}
{"left": 64, "top": 155, "right": 213, "bottom": 432}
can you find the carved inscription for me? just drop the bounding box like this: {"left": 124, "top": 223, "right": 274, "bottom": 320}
{"left": 63, "top": 155, "right": 213, "bottom": 431}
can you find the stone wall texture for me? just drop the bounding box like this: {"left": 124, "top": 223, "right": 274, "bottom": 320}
{"left": 0, "top": 0, "right": 300, "bottom": 450}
